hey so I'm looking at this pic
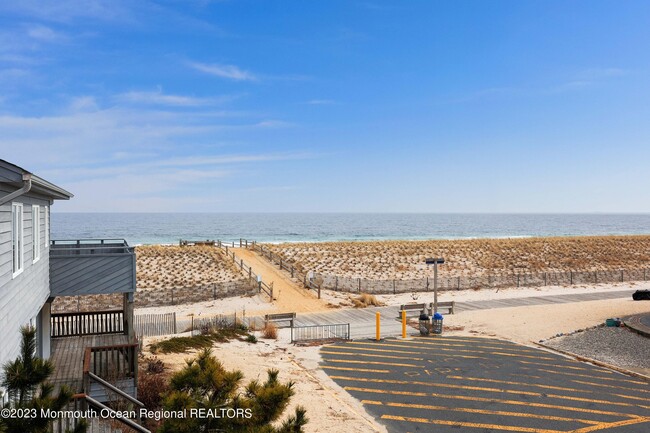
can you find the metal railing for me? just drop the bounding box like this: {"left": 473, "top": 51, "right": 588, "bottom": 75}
{"left": 51, "top": 310, "right": 125, "bottom": 337}
{"left": 291, "top": 323, "right": 350, "bottom": 343}
{"left": 50, "top": 239, "right": 133, "bottom": 256}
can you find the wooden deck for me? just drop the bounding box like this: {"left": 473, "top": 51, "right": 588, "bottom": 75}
{"left": 50, "top": 334, "right": 129, "bottom": 393}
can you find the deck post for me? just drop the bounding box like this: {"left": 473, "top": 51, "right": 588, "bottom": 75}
{"left": 123, "top": 292, "right": 135, "bottom": 340}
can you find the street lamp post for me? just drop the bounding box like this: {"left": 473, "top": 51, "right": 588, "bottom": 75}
{"left": 425, "top": 257, "right": 445, "bottom": 314}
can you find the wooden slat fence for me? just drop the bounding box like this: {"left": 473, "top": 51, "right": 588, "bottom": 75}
{"left": 134, "top": 312, "right": 176, "bottom": 337}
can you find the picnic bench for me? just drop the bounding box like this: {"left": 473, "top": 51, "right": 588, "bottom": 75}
{"left": 398, "top": 301, "right": 455, "bottom": 318}
{"left": 264, "top": 312, "right": 296, "bottom": 328}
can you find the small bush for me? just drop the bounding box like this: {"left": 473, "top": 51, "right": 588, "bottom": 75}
{"left": 246, "top": 334, "right": 258, "bottom": 344}
{"left": 353, "top": 293, "right": 383, "bottom": 308}
{"left": 145, "top": 356, "right": 166, "bottom": 374}
{"left": 262, "top": 323, "right": 278, "bottom": 339}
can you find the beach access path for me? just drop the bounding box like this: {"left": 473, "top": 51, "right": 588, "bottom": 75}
{"left": 291, "top": 289, "right": 637, "bottom": 341}
{"left": 231, "top": 247, "right": 328, "bottom": 313}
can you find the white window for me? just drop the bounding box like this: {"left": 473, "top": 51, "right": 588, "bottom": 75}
{"left": 32, "top": 205, "right": 41, "bottom": 263}
{"left": 44, "top": 206, "right": 49, "bottom": 248}
{"left": 12, "top": 202, "right": 24, "bottom": 277}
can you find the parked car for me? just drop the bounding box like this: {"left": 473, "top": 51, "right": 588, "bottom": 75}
{"left": 632, "top": 289, "right": 650, "bottom": 300}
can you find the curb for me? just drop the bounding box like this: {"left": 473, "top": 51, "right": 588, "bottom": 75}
{"left": 623, "top": 314, "right": 650, "bottom": 338}
{"left": 533, "top": 342, "right": 650, "bottom": 382}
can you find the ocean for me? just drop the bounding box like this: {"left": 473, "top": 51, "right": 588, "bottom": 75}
{"left": 50, "top": 213, "right": 650, "bottom": 246}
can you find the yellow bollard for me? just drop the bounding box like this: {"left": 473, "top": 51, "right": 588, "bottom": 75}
{"left": 376, "top": 312, "right": 381, "bottom": 341}
{"left": 401, "top": 310, "right": 407, "bottom": 338}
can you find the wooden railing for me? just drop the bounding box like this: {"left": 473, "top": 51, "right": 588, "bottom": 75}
{"left": 49, "top": 393, "right": 150, "bottom": 433}
{"left": 83, "top": 343, "right": 138, "bottom": 380}
{"left": 51, "top": 310, "right": 125, "bottom": 338}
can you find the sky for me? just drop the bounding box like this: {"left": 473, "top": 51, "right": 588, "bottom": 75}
{"left": 1, "top": 0, "right": 650, "bottom": 213}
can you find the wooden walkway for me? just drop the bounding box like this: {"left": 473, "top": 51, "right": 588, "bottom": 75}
{"left": 50, "top": 334, "right": 129, "bottom": 393}
{"left": 291, "top": 289, "right": 634, "bottom": 339}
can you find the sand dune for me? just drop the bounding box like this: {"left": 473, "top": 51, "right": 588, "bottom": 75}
{"left": 263, "top": 235, "right": 650, "bottom": 280}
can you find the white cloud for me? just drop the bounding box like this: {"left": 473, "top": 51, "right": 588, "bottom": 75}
{"left": 189, "top": 62, "right": 257, "bottom": 81}
{"left": 306, "top": 99, "right": 336, "bottom": 105}
{"left": 26, "top": 24, "right": 67, "bottom": 42}
{"left": 114, "top": 89, "right": 232, "bottom": 107}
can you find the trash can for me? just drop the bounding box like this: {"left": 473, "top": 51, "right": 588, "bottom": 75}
{"left": 432, "top": 312, "right": 443, "bottom": 335}
{"left": 419, "top": 312, "right": 431, "bottom": 336}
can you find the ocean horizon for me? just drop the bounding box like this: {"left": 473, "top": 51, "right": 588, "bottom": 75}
{"left": 51, "top": 213, "right": 650, "bottom": 246}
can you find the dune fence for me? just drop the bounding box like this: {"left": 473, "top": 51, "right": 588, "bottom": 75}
{"left": 312, "top": 268, "right": 650, "bottom": 294}
{"left": 135, "top": 311, "right": 244, "bottom": 338}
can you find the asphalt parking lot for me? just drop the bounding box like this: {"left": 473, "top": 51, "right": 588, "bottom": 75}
{"left": 320, "top": 336, "right": 650, "bottom": 433}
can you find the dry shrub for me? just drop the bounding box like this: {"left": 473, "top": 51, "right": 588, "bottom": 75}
{"left": 262, "top": 322, "right": 278, "bottom": 339}
{"left": 353, "top": 293, "right": 383, "bottom": 308}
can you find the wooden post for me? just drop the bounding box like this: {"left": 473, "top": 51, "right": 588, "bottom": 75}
{"left": 393, "top": 280, "right": 396, "bottom": 294}
{"left": 249, "top": 268, "right": 252, "bottom": 279}
{"left": 358, "top": 278, "right": 361, "bottom": 293}
{"left": 457, "top": 276, "right": 460, "bottom": 290}
{"left": 544, "top": 272, "right": 547, "bottom": 286}
{"left": 240, "top": 259, "right": 243, "bottom": 270}
{"left": 171, "top": 288, "right": 174, "bottom": 305}
{"left": 239, "top": 238, "right": 242, "bottom": 247}
{"left": 570, "top": 271, "right": 573, "bottom": 285}
{"left": 173, "top": 312, "right": 177, "bottom": 334}
{"left": 213, "top": 284, "right": 216, "bottom": 300}
{"left": 291, "top": 266, "right": 294, "bottom": 278}
{"left": 376, "top": 312, "right": 381, "bottom": 341}
{"left": 318, "top": 284, "right": 321, "bottom": 299}
{"left": 621, "top": 269, "right": 624, "bottom": 282}
{"left": 426, "top": 277, "right": 429, "bottom": 291}
{"left": 517, "top": 274, "right": 520, "bottom": 288}
{"left": 595, "top": 271, "right": 597, "bottom": 284}
{"left": 335, "top": 276, "right": 338, "bottom": 291}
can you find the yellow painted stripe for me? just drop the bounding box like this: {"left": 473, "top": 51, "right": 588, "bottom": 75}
{"left": 321, "top": 366, "right": 390, "bottom": 373}
{"left": 395, "top": 338, "right": 542, "bottom": 355}
{"left": 447, "top": 375, "right": 599, "bottom": 395}
{"left": 332, "top": 375, "right": 647, "bottom": 409}
{"left": 570, "top": 379, "right": 650, "bottom": 394}
{"left": 519, "top": 360, "right": 613, "bottom": 374}
{"left": 363, "top": 400, "right": 601, "bottom": 425}
{"left": 325, "top": 358, "right": 422, "bottom": 368}
{"left": 524, "top": 367, "right": 643, "bottom": 384}
{"left": 571, "top": 416, "right": 650, "bottom": 433}
{"left": 336, "top": 344, "right": 425, "bottom": 355}
{"left": 346, "top": 341, "right": 556, "bottom": 360}
{"left": 343, "top": 386, "right": 636, "bottom": 418}
{"left": 382, "top": 414, "right": 564, "bottom": 433}
{"left": 320, "top": 350, "right": 423, "bottom": 361}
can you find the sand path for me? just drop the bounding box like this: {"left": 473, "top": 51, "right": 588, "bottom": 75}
{"left": 232, "top": 248, "right": 328, "bottom": 314}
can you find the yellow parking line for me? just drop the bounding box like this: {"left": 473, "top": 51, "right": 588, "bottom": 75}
{"left": 518, "top": 360, "right": 614, "bottom": 373}
{"left": 320, "top": 350, "right": 424, "bottom": 361}
{"left": 447, "top": 375, "right": 614, "bottom": 396}
{"left": 346, "top": 341, "right": 557, "bottom": 360}
{"left": 395, "top": 338, "right": 542, "bottom": 355}
{"left": 363, "top": 400, "right": 601, "bottom": 425}
{"left": 336, "top": 344, "right": 425, "bottom": 355}
{"left": 344, "top": 386, "right": 637, "bottom": 418}
{"left": 321, "top": 366, "right": 390, "bottom": 373}
{"left": 382, "top": 414, "right": 565, "bottom": 433}
{"left": 569, "top": 379, "right": 650, "bottom": 394}
{"left": 325, "top": 358, "right": 423, "bottom": 368}
{"left": 332, "top": 376, "right": 648, "bottom": 409}
{"left": 570, "top": 416, "right": 650, "bottom": 433}
{"left": 523, "top": 367, "right": 643, "bottom": 384}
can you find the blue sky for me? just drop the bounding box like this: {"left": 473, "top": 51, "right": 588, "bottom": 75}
{"left": 1, "top": 0, "right": 650, "bottom": 212}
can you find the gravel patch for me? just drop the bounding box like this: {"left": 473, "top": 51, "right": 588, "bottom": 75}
{"left": 545, "top": 326, "right": 650, "bottom": 370}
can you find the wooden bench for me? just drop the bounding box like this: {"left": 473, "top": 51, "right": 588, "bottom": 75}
{"left": 399, "top": 301, "right": 455, "bottom": 318}
{"left": 398, "top": 303, "right": 429, "bottom": 318}
{"left": 434, "top": 301, "right": 455, "bottom": 315}
{"left": 264, "top": 312, "right": 296, "bottom": 328}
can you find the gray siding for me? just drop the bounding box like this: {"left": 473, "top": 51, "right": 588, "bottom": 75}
{"left": 50, "top": 254, "right": 135, "bottom": 296}
{"left": 0, "top": 187, "right": 51, "bottom": 367}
